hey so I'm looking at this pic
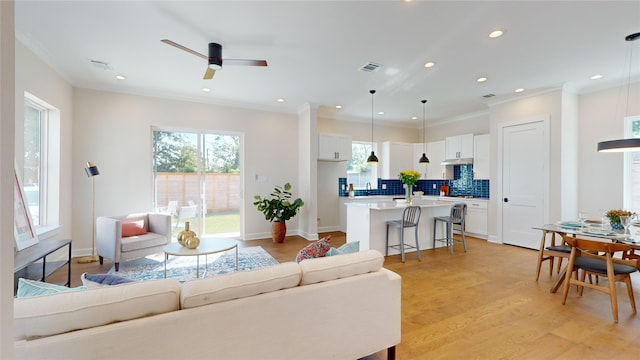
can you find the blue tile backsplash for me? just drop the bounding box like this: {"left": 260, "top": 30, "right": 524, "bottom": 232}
{"left": 339, "top": 164, "right": 489, "bottom": 198}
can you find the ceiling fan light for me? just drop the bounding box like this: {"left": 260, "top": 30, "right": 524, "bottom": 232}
{"left": 208, "top": 63, "right": 222, "bottom": 70}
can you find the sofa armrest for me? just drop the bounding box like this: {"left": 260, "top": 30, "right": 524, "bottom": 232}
{"left": 148, "top": 213, "right": 171, "bottom": 244}
{"left": 96, "top": 217, "right": 122, "bottom": 261}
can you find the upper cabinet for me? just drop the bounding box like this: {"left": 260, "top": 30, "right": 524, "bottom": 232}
{"left": 426, "top": 141, "right": 446, "bottom": 179}
{"left": 445, "top": 133, "right": 474, "bottom": 160}
{"left": 318, "top": 133, "right": 352, "bottom": 161}
{"left": 380, "top": 141, "right": 413, "bottom": 179}
{"left": 473, "top": 134, "right": 490, "bottom": 179}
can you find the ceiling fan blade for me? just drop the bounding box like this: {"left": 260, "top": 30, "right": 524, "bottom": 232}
{"left": 223, "top": 59, "right": 268, "bottom": 67}
{"left": 161, "top": 39, "right": 208, "bottom": 60}
{"left": 203, "top": 67, "right": 216, "bottom": 80}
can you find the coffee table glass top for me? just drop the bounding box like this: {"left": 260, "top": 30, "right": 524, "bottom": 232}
{"left": 163, "top": 237, "right": 238, "bottom": 256}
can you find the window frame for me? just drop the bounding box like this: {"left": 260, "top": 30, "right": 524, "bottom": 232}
{"left": 623, "top": 115, "right": 640, "bottom": 212}
{"left": 347, "top": 140, "right": 378, "bottom": 190}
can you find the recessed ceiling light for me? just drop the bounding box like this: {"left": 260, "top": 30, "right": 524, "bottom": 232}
{"left": 277, "top": 98, "right": 285, "bottom": 102}
{"left": 515, "top": 88, "right": 524, "bottom": 93}
{"left": 477, "top": 77, "right": 488, "bottom": 83}
{"left": 378, "top": 111, "right": 384, "bottom": 115}
{"left": 591, "top": 74, "right": 603, "bottom": 80}
{"left": 202, "top": 87, "right": 211, "bottom": 92}
{"left": 335, "top": 105, "right": 342, "bottom": 109}
{"left": 115, "top": 75, "right": 126, "bottom": 80}
{"left": 489, "top": 30, "right": 504, "bottom": 38}
{"left": 424, "top": 61, "right": 436, "bottom": 68}
{"left": 411, "top": 116, "right": 418, "bottom": 120}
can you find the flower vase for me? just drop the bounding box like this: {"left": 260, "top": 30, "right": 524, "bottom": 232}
{"left": 405, "top": 185, "right": 412, "bottom": 203}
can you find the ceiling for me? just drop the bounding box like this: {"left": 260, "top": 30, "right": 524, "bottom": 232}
{"left": 14, "top": 0, "right": 640, "bottom": 128}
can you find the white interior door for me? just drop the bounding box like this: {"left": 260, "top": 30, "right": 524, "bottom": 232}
{"left": 500, "top": 118, "right": 548, "bottom": 249}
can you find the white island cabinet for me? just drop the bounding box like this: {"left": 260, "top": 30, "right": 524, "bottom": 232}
{"left": 345, "top": 200, "right": 452, "bottom": 256}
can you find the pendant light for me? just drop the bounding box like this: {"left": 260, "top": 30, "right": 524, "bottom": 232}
{"left": 367, "top": 89, "right": 379, "bottom": 163}
{"left": 597, "top": 32, "right": 640, "bottom": 152}
{"left": 418, "top": 99, "right": 430, "bottom": 164}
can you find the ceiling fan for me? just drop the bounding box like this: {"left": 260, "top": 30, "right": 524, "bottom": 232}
{"left": 161, "top": 39, "right": 268, "bottom": 80}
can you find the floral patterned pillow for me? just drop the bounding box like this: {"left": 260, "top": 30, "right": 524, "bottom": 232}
{"left": 295, "top": 235, "right": 331, "bottom": 263}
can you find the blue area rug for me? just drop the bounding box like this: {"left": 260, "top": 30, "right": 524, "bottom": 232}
{"left": 108, "top": 246, "right": 279, "bottom": 282}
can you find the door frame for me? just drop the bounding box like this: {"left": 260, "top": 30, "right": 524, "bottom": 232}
{"left": 495, "top": 115, "right": 550, "bottom": 245}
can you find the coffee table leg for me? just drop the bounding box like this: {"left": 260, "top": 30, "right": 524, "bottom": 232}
{"left": 196, "top": 255, "right": 200, "bottom": 278}
{"left": 235, "top": 246, "right": 238, "bottom": 271}
{"left": 164, "top": 253, "right": 168, "bottom": 278}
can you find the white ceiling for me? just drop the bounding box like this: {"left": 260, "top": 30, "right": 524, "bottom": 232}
{"left": 14, "top": 0, "right": 640, "bottom": 128}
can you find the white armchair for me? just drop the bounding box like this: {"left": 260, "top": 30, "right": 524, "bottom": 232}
{"left": 96, "top": 213, "right": 171, "bottom": 271}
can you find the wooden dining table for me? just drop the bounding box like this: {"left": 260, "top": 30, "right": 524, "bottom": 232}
{"left": 533, "top": 223, "right": 640, "bottom": 293}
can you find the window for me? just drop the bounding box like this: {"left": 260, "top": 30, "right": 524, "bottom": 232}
{"left": 347, "top": 141, "right": 377, "bottom": 189}
{"left": 624, "top": 116, "right": 640, "bottom": 212}
{"left": 23, "top": 99, "right": 47, "bottom": 226}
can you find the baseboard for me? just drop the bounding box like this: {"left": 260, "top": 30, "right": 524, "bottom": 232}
{"left": 488, "top": 235, "right": 500, "bottom": 244}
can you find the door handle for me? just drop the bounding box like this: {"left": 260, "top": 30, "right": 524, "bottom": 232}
{"left": 503, "top": 198, "right": 509, "bottom": 203}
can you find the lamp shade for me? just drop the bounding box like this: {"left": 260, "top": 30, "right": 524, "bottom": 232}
{"left": 367, "top": 151, "right": 379, "bottom": 163}
{"left": 368, "top": 89, "right": 378, "bottom": 163}
{"left": 597, "top": 139, "right": 640, "bottom": 152}
{"left": 85, "top": 161, "right": 100, "bottom": 177}
{"left": 419, "top": 153, "right": 430, "bottom": 164}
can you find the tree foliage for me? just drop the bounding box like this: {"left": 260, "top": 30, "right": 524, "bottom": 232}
{"left": 153, "top": 131, "right": 240, "bottom": 173}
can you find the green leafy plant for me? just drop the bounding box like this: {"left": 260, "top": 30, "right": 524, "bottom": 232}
{"left": 253, "top": 183, "right": 304, "bottom": 223}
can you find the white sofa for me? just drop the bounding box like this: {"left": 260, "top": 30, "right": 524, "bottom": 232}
{"left": 14, "top": 250, "right": 401, "bottom": 360}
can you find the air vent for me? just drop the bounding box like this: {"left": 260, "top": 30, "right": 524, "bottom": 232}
{"left": 359, "top": 62, "right": 382, "bottom": 72}
{"left": 89, "top": 59, "right": 111, "bottom": 71}
{"left": 482, "top": 93, "right": 496, "bottom": 98}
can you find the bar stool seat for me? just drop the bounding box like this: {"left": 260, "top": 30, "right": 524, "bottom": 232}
{"left": 386, "top": 206, "right": 421, "bottom": 263}
{"left": 433, "top": 203, "right": 467, "bottom": 254}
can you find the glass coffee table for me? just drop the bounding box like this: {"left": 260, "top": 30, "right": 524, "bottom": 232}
{"left": 163, "top": 237, "right": 238, "bottom": 279}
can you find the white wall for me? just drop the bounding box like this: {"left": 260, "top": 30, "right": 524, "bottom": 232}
{"left": 579, "top": 82, "right": 640, "bottom": 218}
{"left": 72, "top": 88, "right": 300, "bottom": 250}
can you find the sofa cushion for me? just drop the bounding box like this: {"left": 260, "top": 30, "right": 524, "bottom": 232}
{"left": 299, "top": 249, "right": 384, "bottom": 285}
{"left": 122, "top": 220, "right": 147, "bottom": 237}
{"left": 120, "top": 232, "right": 166, "bottom": 252}
{"left": 81, "top": 272, "right": 135, "bottom": 288}
{"left": 180, "top": 262, "right": 301, "bottom": 309}
{"left": 326, "top": 241, "right": 360, "bottom": 256}
{"left": 16, "top": 278, "right": 85, "bottom": 298}
{"left": 14, "top": 278, "right": 180, "bottom": 341}
{"left": 295, "top": 235, "right": 331, "bottom": 263}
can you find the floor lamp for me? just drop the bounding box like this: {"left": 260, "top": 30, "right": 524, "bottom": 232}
{"left": 78, "top": 161, "right": 100, "bottom": 264}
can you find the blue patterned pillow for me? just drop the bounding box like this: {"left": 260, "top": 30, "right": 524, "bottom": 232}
{"left": 326, "top": 241, "right": 360, "bottom": 256}
{"left": 16, "top": 278, "right": 85, "bottom": 298}
{"left": 81, "top": 272, "right": 135, "bottom": 288}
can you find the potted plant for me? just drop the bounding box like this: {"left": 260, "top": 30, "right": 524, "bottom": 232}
{"left": 605, "top": 209, "right": 635, "bottom": 230}
{"left": 253, "top": 183, "right": 304, "bottom": 243}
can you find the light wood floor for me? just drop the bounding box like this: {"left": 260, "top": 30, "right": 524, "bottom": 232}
{"left": 49, "top": 232, "right": 640, "bottom": 359}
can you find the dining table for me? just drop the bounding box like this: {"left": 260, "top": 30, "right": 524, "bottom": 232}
{"left": 533, "top": 222, "right": 640, "bottom": 293}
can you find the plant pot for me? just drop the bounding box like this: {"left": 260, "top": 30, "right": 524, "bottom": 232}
{"left": 271, "top": 221, "right": 286, "bottom": 243}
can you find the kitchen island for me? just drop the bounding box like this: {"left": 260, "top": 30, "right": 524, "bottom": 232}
{"left": 346, "top": 199, "right": 452, "bottom": 256}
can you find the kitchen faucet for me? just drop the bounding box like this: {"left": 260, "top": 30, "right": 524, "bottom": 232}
{"left": 365, "top": 182, "right": 372, "bottom": 195}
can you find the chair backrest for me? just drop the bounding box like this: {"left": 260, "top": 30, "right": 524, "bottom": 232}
{"left": 450, "top": 203, "right": 467, "bottom": 224}
{"left": 178, "top": 205, "right": 198, "bottom": 219}
{"left": 562, "top": 235, "right": 639, "bottom": 268}
{"left": 402, "top": 206, "right": 421, "bottom": 227}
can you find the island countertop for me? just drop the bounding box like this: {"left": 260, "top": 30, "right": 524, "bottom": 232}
{"left": 345, "top": 200, "right": 452, "bottom": 210}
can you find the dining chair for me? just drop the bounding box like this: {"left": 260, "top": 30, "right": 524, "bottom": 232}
{"left": 386, "top": 206, "right": 421, "bottom": 263}
{"left": 433, "top": 203, "right": 467, "bottom": 254}
{"left": 535, "top": 230, "right": 571, "bottom": 281}
{"left": 561, "top": 235, "right": 639, "bottom": 323}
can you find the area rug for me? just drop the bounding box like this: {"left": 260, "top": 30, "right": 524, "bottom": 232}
{"left": 108, "top": 246, "right": 279, "bottom": 282}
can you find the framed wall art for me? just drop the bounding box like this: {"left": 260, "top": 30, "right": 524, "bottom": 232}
{"left": 14, "top": 168, "right": 38, "bottom": 251}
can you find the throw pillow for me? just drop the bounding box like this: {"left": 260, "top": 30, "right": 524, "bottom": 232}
{"left": 121, "top": 220, "right": 147, "bottom": 237}
{"left": 16, "top": 278, "right": 85, "bottom": 298}
{"left": 81, "top": 272, "right": 135, "bottom": 288}
{"left": 326, "top": 241, "right": 360, "bottom": 256}
{"left": 295, "top": 235, "right": 331, "bottom": 263}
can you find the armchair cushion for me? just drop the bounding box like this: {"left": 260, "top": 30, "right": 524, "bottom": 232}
{"left": 122, "top": 220, "right": 147, "bottom": 237}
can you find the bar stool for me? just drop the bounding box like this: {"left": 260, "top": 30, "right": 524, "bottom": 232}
{"left": 386, "top": 206, "right": 422, "bottom": 263}
{"left": 433, "top": 203, "right": 467, "bottom": 254}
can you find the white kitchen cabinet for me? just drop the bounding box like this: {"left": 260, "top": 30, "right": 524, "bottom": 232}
{"left": 445, "top": 133, "right": 474, "bottom": 160}
{"left": 318, "top": 133, "right": 352, "bottom": 161}
{"left": 381, "top": 141, "right": 413, "bottom": 179}
{"left": 473, "top": 134, "right": 490, "bottom": 179}
{"left": 464, "top": 200, "right": 488, "bottom": 237}
{"left": 426, "top": 141, "right": 446, "bottom": 179}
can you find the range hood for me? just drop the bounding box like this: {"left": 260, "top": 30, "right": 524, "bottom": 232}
{"left": 441, "top": 157, "right": 474, "bottom": 165}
